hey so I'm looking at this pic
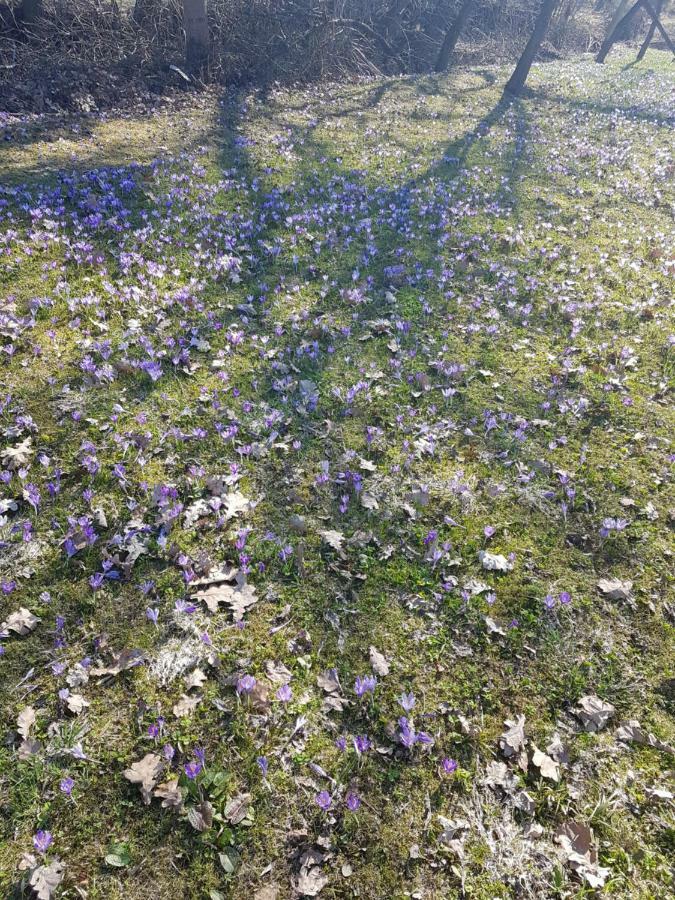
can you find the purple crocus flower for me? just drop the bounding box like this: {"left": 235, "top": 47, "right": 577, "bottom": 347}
{"left": 33, "top": 831, "right": 53, "bottom": 854}
{"left": 345, "top": 791, "right": 361, "bottom": 811}
{"left": 60, "top": 777, "right": 75, "bottom": 796}
{"left": 354, "top": 674, "right": 377, "bottom": 697}
{"left": 441, "top": 757, "right": 458, "bottom": 775}
{"left": 237, "top": 674, "right": 257, "bottom": 695}
{"left": 276, "top": 683, "right": 293, "bottom": 703}
{"left": 315, "top": 790, "right": 332, "bottom": 811}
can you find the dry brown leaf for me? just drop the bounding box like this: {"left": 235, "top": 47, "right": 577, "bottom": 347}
{"left": 1, "top": 607, "right": 40, "bottom": 636}
{"left": 65, "top": 693, "right": 90, "bottom": 715}
{"left": 317, "top": 669, "right": 341, "bottom": 694}
{"left": 369, "top": 646, "right": 390, "bottom": 677}
{"left": 17, "top": 738, "right": 42, "bottom": 759}
{"left": 123, "top": 753, "right": 164, "bottom": 804}
{"left": 173, "top": 693, "right": 202, "bottom": 718}
{"left": 184, "top": 668, "right": 208, "bottom": 691}
{"left": 17, "top": 706, "right": 36, "bottom": 739}
{"left": 499, "top": 714, "right": 527, "bottom": 769}
{"left": 574, "top": 695, "right": 615, "bottom": 732}
{"left": 154, "top": 779, "right": 183, "bottom": 810}
{"left": 597, "top": 578, "right": 633, "bottom": 601}
{"left": 531, "top": 745, "right": 560, "bottom": 781}
{"left": 195, "top": 578, "right": 258, "bottom": 620}
{"left": 29, "top": 859, "right": 64, "bottom": 900}
{"left": 91, "top": 648, "right": 144, "bottom": 677}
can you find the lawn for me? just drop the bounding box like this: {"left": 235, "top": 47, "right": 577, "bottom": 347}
{"left": 0, "top": 50, "right": 673, "bottom": 900}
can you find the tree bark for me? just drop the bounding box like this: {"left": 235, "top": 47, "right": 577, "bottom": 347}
{"left": 434, "top": 0, "right": 473, "bottom": 73}
{"left": 503, "top": 0, "right": 560, "bottom": 98}
{"left": 596, "top": 0, "right": 644, "bottom": 61}
{"left": 642, "top": 0, "right": 675, "bottom": 53}
{"left": 636, "top": 0, "right": 664, "bottom": 58}
{"left": 183, "top": 0, "right": 209, "bottom": 74}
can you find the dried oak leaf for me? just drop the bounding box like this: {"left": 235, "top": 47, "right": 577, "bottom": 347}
{"left": 369, "top": 646, "right": 390, "bottom": 677}
{"left": 615, "top": 720, "right": 675, "bottom": 755}
{"left": 65, "top": 693, "right": 90, "bottom": 715}
{"left": 195, "top": 577, "right": 258, "bottom": 621}
{"left": 17, "top": 706, "right": 36, "bottom": 739}
{"left": 184, "top": 668, "right": 208, "bottom": 691}
{"left": 29, "top": 859, "right": 64, "bottom": 900}
{"left": 531, "top": 745, "right": 560, "bottom": 782}
{"left": 91, "top": 648, "right": 144, "bottom": 677}
{"left": 17, "top": 738, "right": 42, "bottom": 760}
{"left": 1, "top": 607, "right": 40, "bottom": 636}
{"left": 597, "top": 578, "right": 633, "bottom": 601}
{"left": 1, "top": 436, "right": 33, "bottom": 470}
{"left": 153, "top": 779, "right": 183, "bottom": 810}
{"left": 295, "top": 848, "right": 328, "bottom": 897}
{"left": 173, "top": 693, "right": 202, "bottom": 718}
{"left": 499, "top": 714, "right": 527, "bottom": 770}
{"left": 317, "top": 669, "right": 341, "bottom": 694}
{"left": 318, "top": 529, "right": 346, "bottom": 557}
{"left": 224, "top": 491, "right": 256, "bottom": 521}
{"left": 123, "top": 753, "right": 164, "bottom": 804}
{"left": 574, "top": 695, "right": 615, "bottom": 732}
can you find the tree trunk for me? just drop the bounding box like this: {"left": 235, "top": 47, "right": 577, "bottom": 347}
{"left": 503, "top": 0, "right": 560, "bottom": 98}
{"left": 596, "top": 0, "right": 644, "bottom": 61}
{"left": 434, "top": 0, "right": 473, "bottom": 73}
{"left": 642, "top": 0, "right": 675, "bottom": 52}
{"left": 636, "top": 0, "right": 664, "bottom": 58}
{"left": 183, "top": 0, "right": 209, "bottom": 74}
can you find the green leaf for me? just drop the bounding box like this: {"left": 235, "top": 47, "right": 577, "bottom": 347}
{"left": 105, "top": 842, "right": 131, "bottom": 867}
{"left": 218, "top": 847, "right": 240, "bottom": 874}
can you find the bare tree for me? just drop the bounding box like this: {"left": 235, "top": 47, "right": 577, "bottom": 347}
{"left": 184, "top": 0, "right": 209, "bottom": 73}
{"left": 503, "top": 0, "right": 560, "bottom": 98}
{"left": 596, "top": 0, "right": 643, "bottom": 60}
{"left": 636, "top": 0, "right": 664, "bottom": 58}
{"left": 435, "top": 0, "right": 473, "bottom": 72}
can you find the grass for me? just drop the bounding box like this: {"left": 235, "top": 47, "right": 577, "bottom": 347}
{"left": 0, "top": 50, "right": 674, "bottom": 899}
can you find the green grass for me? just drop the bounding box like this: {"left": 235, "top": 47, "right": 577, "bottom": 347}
{"left": 0, "top": 50, "right": 674, "bottom": 899}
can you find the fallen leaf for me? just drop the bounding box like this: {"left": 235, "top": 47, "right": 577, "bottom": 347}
{"left": 295, "top": 848, "right": 328, "bottom": 896}
{"left": 597, "top": 578, "right": 633, "bottom": 601}
{"left": 1, "top": 436, "right": 33, "bottom": 470}
{"left": 615, "top": 720, "right": 675, "bottom": 755}
{"left": 173, "top": 693, "right": 202, "bottom": 718}
{"left": 17, "top": 706, "right": 36, "bottom": 739}
{"left": 195, "top": 577, "right": 258, "bottom": 621}
{"left": 478, "top": 550, "right": 513, "bottom": 572}
{"left": 499, "top": 714, "right": 527, "bottom": 769}
{"left": 1, "top": 607, "right": 40, "bottom": 636}
{"left": 65, "top": 694, "right": 90, "bottom": 715}
{"left": 574, "top": 695, "right": 615, "bottom": 732}
{"left": 184, "top": 668, "right": 208, "bottom": 691}
{"left": 29, "top": 859, "right": 64, "bottom": 899}
{"left": 91, "top": 648, "right": 144, "bottom": 677}
{"left": 154, "top": 778, "right": 183, "bottom": 810}
{"left": 531, "top": 745, "right": 560, "bottom": 781}
{"left": 318, "top": 529, "right": 345, "bottom": 556}
{"left": 317, "top": 669, "right": 341, "bottom": 694}
{"left": 123, "top": 753, "right": 164, "bottom": 804}
{"left": 369, "top": 646, "right": 390, "bottom": 677}
{"left": 224, "top": 491, "right": 256, "bottom": 521}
